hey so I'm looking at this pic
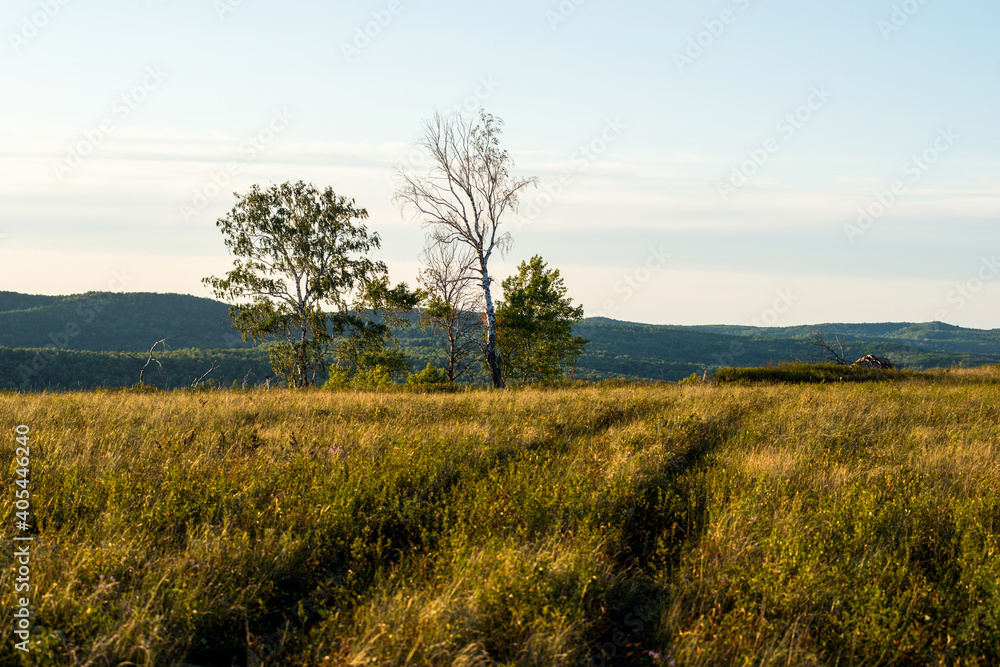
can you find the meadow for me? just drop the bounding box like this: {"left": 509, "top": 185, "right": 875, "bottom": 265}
{"left": 2, "top": 369, "right": 999, "bottom": 665}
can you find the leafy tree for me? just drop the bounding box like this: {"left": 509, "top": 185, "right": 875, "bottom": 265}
{"left": 496, "top": 255, "right": 588, "bottom": 384}
{"left": 395, "top": 110, "right": 537, "bottom": 388}
{"left": 203, "top": 181, "right": 417, "bottom": 388}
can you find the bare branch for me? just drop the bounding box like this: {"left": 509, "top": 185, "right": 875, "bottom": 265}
{"left": 808, "top": 331, "right": 850, "bottom": 365}
{"left": 191, "top": 362, "right": 220, "bottom": 389}
{"left": 138, "top": 338, "right": 171, "bottom": 385}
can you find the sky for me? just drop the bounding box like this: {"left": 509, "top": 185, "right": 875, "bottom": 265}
{"left": 1, "top": 0, "right": 998, "bottom": 328}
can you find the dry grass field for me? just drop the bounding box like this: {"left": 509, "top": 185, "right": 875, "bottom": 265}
{"left": 2, "top": 369, "right": 999, "bottom": 665}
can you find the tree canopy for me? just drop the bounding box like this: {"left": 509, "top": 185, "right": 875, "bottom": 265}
{"left": 203, "top": 181, "right": 417, "bottom": 387}
{"left": 496, "top": 255, "right": 588, "bottom": 384}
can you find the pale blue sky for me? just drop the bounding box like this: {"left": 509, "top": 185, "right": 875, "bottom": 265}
{"left": 2, "top": 0, "right": 998, "bottom": 327}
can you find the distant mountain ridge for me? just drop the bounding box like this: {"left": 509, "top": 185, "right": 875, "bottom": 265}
{"left": 571, "top": 318, "right": 1000, "bottom": 381}
{"left": 0, "top": 292, "right": 61, "bottom": 312}
{"left": 682, "top": 321, "right": 1000, "bottom": 357}
{"left": 0, "top": 291, "right": 997, "bottom": 389}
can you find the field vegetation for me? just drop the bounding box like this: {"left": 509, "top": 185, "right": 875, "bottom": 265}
{"left": 2, "top": 368, "right": 999, "bottom": 665}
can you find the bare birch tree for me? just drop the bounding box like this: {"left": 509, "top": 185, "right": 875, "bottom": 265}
{"left": 395, "top": 110, "right": 537, "bottom": 388}
{"left": 418, "top": 237, "right": 483, "bottom": 383}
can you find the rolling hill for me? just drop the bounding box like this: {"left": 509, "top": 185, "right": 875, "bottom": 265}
{"left": 1, "top": 291, "right": 997, "bottom": 389}
{"left": 0, "top": 291, "right": 250, "bottom": 352}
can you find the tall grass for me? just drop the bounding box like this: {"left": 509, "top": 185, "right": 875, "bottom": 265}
{"left": 1, "top": 370, "right": 998, "bottom": 665}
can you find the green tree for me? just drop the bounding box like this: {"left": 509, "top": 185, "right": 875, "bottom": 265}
{"left": 496, "top": 255, "right": 588, "bottom": 384}
{"left": 203, "top": 181, "right": 417, "bottom": 388}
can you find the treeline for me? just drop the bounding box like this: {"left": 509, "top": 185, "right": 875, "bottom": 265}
{"left": 573, "top": 320, "right": 1000, "bottom": 375}
{"left": 688, "top": 321, "right": 1000, "bottom": 358}
{"left": 0, "top": 343, "right": 639, "bottom": 391}
{"left": 6, "top": 317, "right": 997, "bottom": 391}
{"left": 0, "top": 347, "right": 272, "bottom": 391}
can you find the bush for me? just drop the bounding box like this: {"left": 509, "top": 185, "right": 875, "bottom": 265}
{"left": 405, "top": 363, "right": 451, "bottom": 389}
{"left": 350, "top": 364, "right": 396, "bottom": 390}
{"left": 677, "top": 372, "right": 702, "bottom": 386}
{"left": 322, "top": 365, "right": 350, "bottom": 390}
{"left": 324, "top": 363, "right": 405, "bottom": 391}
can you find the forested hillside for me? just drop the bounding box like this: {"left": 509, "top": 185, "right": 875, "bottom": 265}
{"left": 1, "top": 291, "right": 998, "bottom": 390}
{"left": 689, "top": 321, "right": 1000, "bottom": 358}
{"left": 3, "top": 347, "right": 272, "bottom": 391}
{"left": 0, "top": 291, "right": 250, "bottom": 352}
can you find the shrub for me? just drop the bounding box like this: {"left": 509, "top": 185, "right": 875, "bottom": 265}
{"left": 677, "top": 372, "right": 701, "bottom": 386}
{"left": 350, "top": 364, "right": 396, "bottom": 390}
{"left": 322, "top": 365, "right": 350, "bottom": 390}
{"left": 405, "top": 363, "right": 450, "bottom": 388}
{"left": 714, "top": 362, "right": 908, "bottom": 384}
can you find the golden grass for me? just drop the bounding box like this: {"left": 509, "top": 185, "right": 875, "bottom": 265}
{"left": 0, "top": 371, "right": 998, "bottom": 664}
